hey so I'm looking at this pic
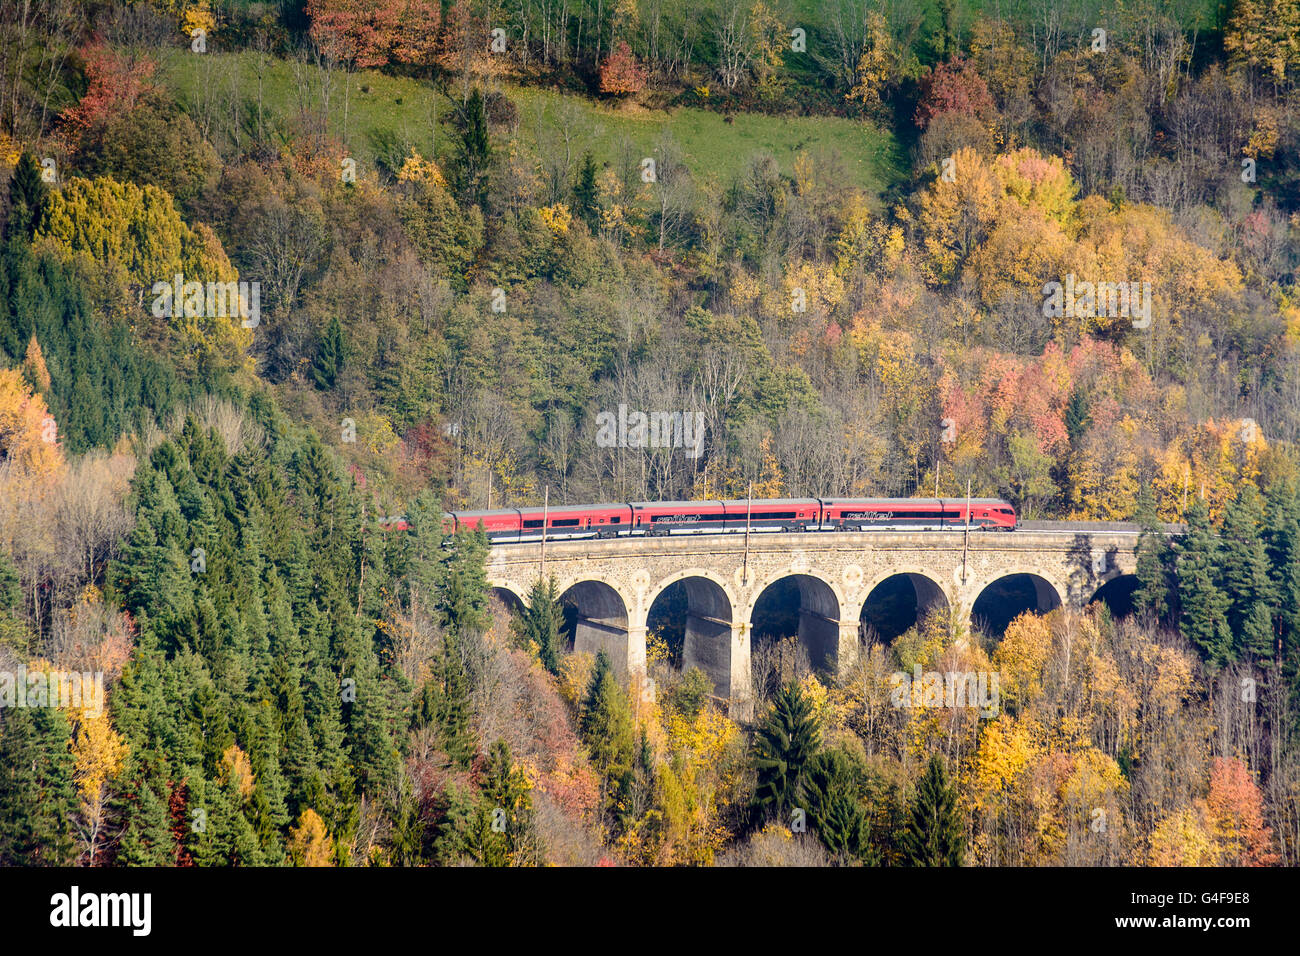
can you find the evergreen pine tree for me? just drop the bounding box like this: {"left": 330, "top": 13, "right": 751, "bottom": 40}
{"left": 1219, "top": 486, "right": 1276, "bottom": 660}
{"left": 1064, "top": 387, "right": 1091, "bottom": 445}
{"left": 108, "top": 464, "right": 195, "bottom": 635}
{"left": 752, "top": 681, "right": 821, "bottom": 822}
{"left": 801, "top": 748, "right": 873, "bottom": 863}
{"left": 515, "top": 577, "right": 564, "bottom": 674}
{"left": 310, "top": 316, "right": 347, "bottom": 390}
{"left": 0, "top": 705, "right": 77, "bottom": 865}
{"left": 436, "top": 527, "right": 490, "bottom": 636}
{"left": 479, "top": 740, "right": 540, "bottom": 865}
{"left": 1175, "top": 500, "right": 1234, "bottom": 666}
{"left": 117, "top": 782, "right": 176, "bottom": 866}
{"left": 0, "top": 550, "right": 22, "bottom": 653}
{"left": 572, "top": 152, "right": 600, "bottom": 232}
{"left": 579, "top": 651, "right": 636, "bottom": 807}
{"left": 415, "top": 629, "right": 475, "bottom": 768}
{"left": 0, "top": 549, "right": 19, "bottom": 611}
{"left": 455, "top": 88, "right": 492, "bottom": 210}
{"left": 901, "top": 754, "right": 964, "bottom": 866}
{"left": 7, "top": 152, "right": 48, "bottom": 240}
{"left": 1264, "top": 482, "right": 1300, "bottom": 664}
{"left": 1132, "top": 484, "right": 1171, "bottom": 622}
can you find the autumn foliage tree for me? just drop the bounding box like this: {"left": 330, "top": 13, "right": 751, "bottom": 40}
{"left": 598, "top": 41, "right": 647, "bottom": 96}
{"left": 306, "top": 0, "right": 441, "bottom": 69}
{"left": 58, "top": 42, "right": 157, "bottom": 152}
{"left": 1206, "top": 757, "right": 1279, "bottom": 866}
{"left": 915, "top": 58, "right": 997, "bottom": 130}
{"left": 0, "top": 367, "right": 62, "bottom": 479}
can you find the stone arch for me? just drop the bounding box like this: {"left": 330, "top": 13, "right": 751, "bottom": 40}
{"left": 489, "top": 584, "right": 526, "bottom": 618}
{"left": 858, "top": 569, "right": 951, "bottom": 642}
{"left": 557, "top": 579, "right": 633, "bottom": 670}
{"left": 1089, "top": 573, "right": 1142, "bottom": 619}
{"left": 970, "top": 570, "right": 1063, "bottom": 637}
{"left": 647, "top": 570, "right": 736, "bottom": 697}
{"left": 747, "top": 571, "right": 844, "bottom": 673}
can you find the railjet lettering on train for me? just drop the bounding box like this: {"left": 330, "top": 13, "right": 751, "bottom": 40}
{"left": 595, "top": 405, "right": 705, "bottom": 459}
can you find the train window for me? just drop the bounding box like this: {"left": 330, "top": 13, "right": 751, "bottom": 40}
{"left": 550, "top": 518, "right": 580, "bottom": 526}
{"left": 523, "top": 519, "right": 543, "bottom": 528}
{"left": 753, "top": 511, "right": 796, "bottom": 520}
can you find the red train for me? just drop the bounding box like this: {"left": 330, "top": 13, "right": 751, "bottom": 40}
{"left": 433, "top": 497, "right": 1017, "bottom": 542}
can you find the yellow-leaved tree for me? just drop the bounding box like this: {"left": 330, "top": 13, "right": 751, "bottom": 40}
{"left": 0, "top": 367, "right": 63, "bottom": 480}
{"left": 36, "top": 175, "right": 253, "bottom": 375}
{"left": 70, "top": 711, "right": 129, "bottom": 865}
{"left": 290, "top": 809, "right": 335, "bottom": 866}
{"left": 1149, "top": 805, "right": 1216, "bottom": 865}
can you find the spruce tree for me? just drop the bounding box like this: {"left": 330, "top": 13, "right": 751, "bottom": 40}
{"left": 1132, "top": 484, "right": 1171, "bottom": 622}
{"left": 0, "top": 549, "right": 19, "bottom": 611}
{"left": 1175, "top": 500, "right": 1233, "bottom": 666}
{"left": 479, "top": 740, "right": 540, "bottom": 865}
{"left": 1264, "top": 482, "right": 1300, "bottom": 664}
{"left": 515, "top": 577, "right": 564, "bottom": 675}
{"left": 108, "top": 464, "right": 195, "bottom": 634}
{"left": 572, "top": 152, "right": 600, "bottom": 232}
{"left": 579, "top": 651, "right": 636, "bottom": 795}
{"left": 1219, "top": 486, "right": 1276, "bottom": 660}
{"left": 6, "top": 152, "right": 48, "bottom": 240}
{"left": 455, "top": 88, "right": 492, "bottom": 210}
{"left": 416, "top": 629, "right": 475, "bottom": 768}
{"left": 752, "top": 681, "right": 821, "bottom": 821}
{"left": 1064, "top": 387, "right": 1091, "bottom": 445}
{"left": 118, "top": 782, "right": 176, "bottom": 866}
{"left": 801, "top": 749, "right": 873, "bottom": 863}
{"left": 0, "top": 705, "right": 77, "bottom": 865}
{"left": 310, "top": 316, "right": 347, "bottom": 390}
{"left": 437, "top": 527, "right": 490, "bottom": 636}
{"left": 901, "top": 754, "right": 964, "bottom": 867}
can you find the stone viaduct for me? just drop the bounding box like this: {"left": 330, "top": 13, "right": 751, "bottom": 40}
{"left": 487, "top": 524, "right": 1144, "bottom": 709}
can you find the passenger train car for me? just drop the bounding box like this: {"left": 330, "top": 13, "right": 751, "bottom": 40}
{"left": 439, "top": 497, "right": 1017, "bottom": 543}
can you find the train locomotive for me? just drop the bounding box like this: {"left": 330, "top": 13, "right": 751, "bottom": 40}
{"left": 439, "top": 497, "right": 1017, "bottom": 543}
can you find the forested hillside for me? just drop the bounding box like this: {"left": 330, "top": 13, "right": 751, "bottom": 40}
{"left": 1, "top": 0, "right": 1299, "bottom": 867}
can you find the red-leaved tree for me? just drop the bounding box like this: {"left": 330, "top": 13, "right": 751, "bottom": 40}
{"left": 915, "top": 57, "right": 996, "bottom": 129}
{"left": 58, "top": 41, "right": 157, "bottom": 149}
{"left": 1206, "top": 757, "right": 1280, "bottom": 866}
{"left": 599, "top": 41, "right": 647, "bottom": 96}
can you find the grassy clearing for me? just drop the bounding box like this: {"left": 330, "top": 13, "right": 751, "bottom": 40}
{"left": 159, "top": 51, "right": 906, "bottom": 201}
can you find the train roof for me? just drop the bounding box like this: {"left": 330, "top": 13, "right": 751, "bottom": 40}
{"left": 629, "top": 500, "right": 718, "bottom": 508}
{"left": 515, "top": 502, "right": 630, "bottom": 515}
{"left": 820, "top": 497, "right": 1013, "bottom": 506}
{"left": 715, "top": 499, "right": 821, "bottom": 509}
{"left": 451, "top": 503, "right": 631, "bottom": 518}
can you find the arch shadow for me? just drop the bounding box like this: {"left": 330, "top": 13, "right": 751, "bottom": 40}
{"left": 648, "top": 573, "right": 735, "bottom": 697}
{"left": 558, "top": 580, "right": 630, "bottom": 668}
{"left": 860, "top": 571, "right": 950, "bottom": 642}
{"left": 971, "top": 573, "right": 1062, "bottom": 638}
